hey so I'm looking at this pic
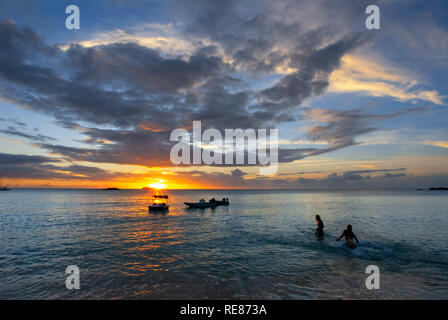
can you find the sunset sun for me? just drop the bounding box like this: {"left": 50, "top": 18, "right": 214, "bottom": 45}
{"left": 149, "top": 181, "right": 167, "bottom": 189}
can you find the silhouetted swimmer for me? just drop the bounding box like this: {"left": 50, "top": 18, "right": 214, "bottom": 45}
{"left": 315, "top": 215, "right": 324, "bottom": 237}
{"left": 335, "top": 224, "right": 359, "bottom": 249}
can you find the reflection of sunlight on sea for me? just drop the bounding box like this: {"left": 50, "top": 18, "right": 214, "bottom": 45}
{"left": 0, "top": 189, "right": 447, "bottom": 299}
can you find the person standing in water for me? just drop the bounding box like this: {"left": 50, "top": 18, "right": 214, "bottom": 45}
{"left": 315, "top": 215, "right": 324, "bottom": 237}
{"left": 336, "top": 224, "right": 359, "bottom": 249}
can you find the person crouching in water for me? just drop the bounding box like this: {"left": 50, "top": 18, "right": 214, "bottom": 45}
{"left": 315, "top": 215, "right": 324, "bottom": 237}
{"left": 336, "top": 224, "right": 359, "bottom": 249}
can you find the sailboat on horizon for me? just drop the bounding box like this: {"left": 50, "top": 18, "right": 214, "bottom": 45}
{"left": 0, "top": 173, "right": 10, "bottom": 191}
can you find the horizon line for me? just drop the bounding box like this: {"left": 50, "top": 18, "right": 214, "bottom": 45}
{"left": 2, "top": 187, "right": 438, "bottom": 191}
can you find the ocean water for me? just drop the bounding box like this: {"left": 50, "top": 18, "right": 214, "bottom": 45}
{"left": 0, "top": 189, "right": 447, "bottom": 300}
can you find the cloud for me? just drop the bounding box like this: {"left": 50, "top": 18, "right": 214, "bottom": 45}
{"left": 0, "top": 152, "right": 69, "bottom": 180}
{"left": 174, "top": 168, "right": 248, "bottom": 187}
{"left": 277, "top": 107, "right": 428, "bottom": 163}
{"left": 384, "top": 173, "right": 407, "bottom": 178}
{"left": 67, "top": 23, "right": 200, "bottom": 58}
{"left": 294, "top": 169, "right": 409, "bottom": 186}
{"left": 231, "top": 168, "right": 246, "bottom": 177}
{"left": 424, "top": 141, "right": 448, "bottom": 149}
{"left": 170, "top": 0, "right": 376, "bottom": 71}
{"left": 0, "top": 152, "right": 151, "bottom": 181}
{"left": 297, "top": 171, "right": 324, "bottom": 175}
{"left": 65, "top": 42, "right": 223, "bottom": 93}
{"left": 322, "top": 171, "right": 371, "bottom": 182}
{"left": 318, "top": 168, "right": 408, "bottom": 183}
{"left": 346, "top": 168, "right": 406, "bottom": 174}
{"left": 329, "top": 55, "right": 446, "bottom": 105}
{"left": 253, "top": 33, "right": 372, "bottom": 117}
{"left": 0, "top": 152, "right": 59, "bottom": 166}
{"left": 38, "top": 127, "right": 173, "bottom": 167}
{"left": 0, "top": 126, "right": 56, "bottom": 142}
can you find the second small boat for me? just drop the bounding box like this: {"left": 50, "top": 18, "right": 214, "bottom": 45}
{"left": 184, "top": 198, "right": 230, "bottom": 208}
{"left": 184, "top": 198, "right": 216, "bottom": 208}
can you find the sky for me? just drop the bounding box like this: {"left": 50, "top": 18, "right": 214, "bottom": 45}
{"left": 0, "top": 0, "right": 447, "bottom": 189}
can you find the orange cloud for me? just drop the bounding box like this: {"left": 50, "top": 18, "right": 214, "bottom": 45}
{"left": 329, "top": 54, "right": 445, "bottom": 105}
{"left": 424, "top": 141, "right": 448, "bottom": 149}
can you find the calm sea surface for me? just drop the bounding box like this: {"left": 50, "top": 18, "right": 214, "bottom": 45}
{"left": 0, "top": 189, "right": 447, "bottom": 299}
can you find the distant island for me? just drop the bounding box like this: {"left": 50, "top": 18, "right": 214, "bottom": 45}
{"left": 102, "top": 187, "right": 120, "bottom": 190}
{"left": 142, "top": 187, "right": 152, "bottom": 190}
{"left": 418, "top": 187, "right": 448, "bottom": 191}
{"left": 0, "top": 173, "right": 10, "bottom": 191}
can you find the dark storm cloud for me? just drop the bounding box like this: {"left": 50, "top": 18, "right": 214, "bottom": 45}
{"left": 38, "top": 127, "right": 173, "bottom": 167}
{"left": 290, "top": 33, "right": 371, "bottom": 73}
{"left": 190, "top": 76, "right": 264, "bottom": 129}
{"left": 256, "top": 69, "right": 328, "bottom": 112}
{"left": 0, "top": 152, "right": 71, "bottom": 180}
{"left": 250, "top": 33, "right": 372, "bottom": 122}
{"left": 384, "top": 173, "right": 407, "bottom": 178}
{"left": 0, "top": 19, "right": 225, "bottom": 130}
{"left": 348, "top": 168, "right": 406, "bottom": 175}
{"left": 0, "top": 152, "right": 148, "bottom": 181}
{"left": 291, "top": 167, "right": 409, "bottom": 186}
{"left": 297, "top": 171, "right": 324, "bottom": 175}
{"left": 65, "top": 42, "right": 223, "bottom": 93}
{"left": 0, "top": 152, "right": 59, "bottom": 166}
{"left": 323, "top": 172, "right": 371, "bottom": 182}
{"left": 170, "top": 0, "right": 377, "bottom": 72}
{"left": 165, "top": 0, "right": 376, "bottom": 127}
{"left": 294, "top": 168, "right": 411, "bottom": 187}
{"left": 175, "top": 168, "right": 247, "bottom": 187}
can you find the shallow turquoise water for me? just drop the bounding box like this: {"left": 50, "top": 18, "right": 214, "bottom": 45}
{"left": 0, "top": 189, "right": 447, "bottom": 299}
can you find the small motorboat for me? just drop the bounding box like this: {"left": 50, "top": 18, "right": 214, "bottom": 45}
{"left": 184, "top": 198, "right": 217, "bottom": 208}
{"left": 149, "top": 194, "right": 169, "bottom": 212}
